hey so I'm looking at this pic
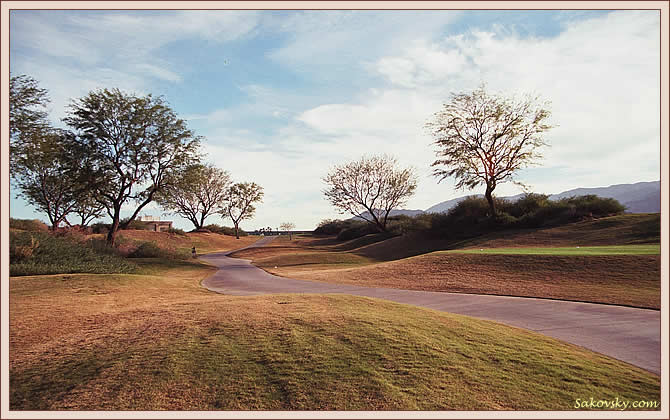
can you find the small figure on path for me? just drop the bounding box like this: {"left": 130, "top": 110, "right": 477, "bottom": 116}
{"left": 192, "top": 246, "right": 197, "bottom": 258}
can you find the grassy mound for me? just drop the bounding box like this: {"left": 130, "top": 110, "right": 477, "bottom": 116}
{"left": 237, "top": 215, "right": 660, "bottom": 308}
{"left": 9, "top": 262, "right": 660, "bottom": 410}
{"left": 118, "top": 230, "right": 258, "bottom": 254}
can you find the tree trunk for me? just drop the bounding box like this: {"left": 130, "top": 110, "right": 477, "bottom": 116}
{"left": 485, "top": 184, "right": 496, "bottom": 220}
{"left": 190, "top": 217, "right": 201, "bottom": 231}
{"left": 366, "top": 209, "right": 386, "bottom": 232}
{"left": 107, "top": 211, "right": 120, "bottom": 245}
{"left": 234, "top": 223, "right": 240, "bottom": 239}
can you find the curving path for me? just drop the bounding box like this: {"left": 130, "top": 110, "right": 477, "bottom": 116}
{"left": 200, "top": 237, "right": 661, "bottom": 374}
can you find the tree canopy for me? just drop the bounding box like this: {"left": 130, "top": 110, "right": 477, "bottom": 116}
{"left": 323, "top": 154, "right": 417, "bottom": 232}
{"left": 64, "top": 88, "right": 201, "bottom": 244}
{"left": 12, "top": 130, "right": 84, "bottom": 230}
{"left": 9, "top": 75, "right": 51, "bottom": 171}
{"left": 427, "top": 85, "right": 553, "bottom": 218}
{"left": 221, "top": 182, "right": 264, "bottom": 239}
{"left": 156, "top": 163, "right": 231, "bottom": 230}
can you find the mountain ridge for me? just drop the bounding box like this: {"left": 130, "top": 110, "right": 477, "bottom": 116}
{"left": 351, "top": 181, "right": 660, "bottom": 219}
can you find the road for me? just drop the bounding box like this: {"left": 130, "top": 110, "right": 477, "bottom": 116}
{"left": 200, "top": 236, "right": 661, "bottom": 375}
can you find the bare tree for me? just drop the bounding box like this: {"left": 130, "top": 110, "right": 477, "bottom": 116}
{"left": 156, "top": 163, "right": 231, "bottom": 230}
{"left": 280, "top": 222, "right": 296, "bottom": 240}
{"left": 221, "top": 182, "right": 264, "bottom": 239}
{"left": 323, "top": 155, "right": 418, "bottom": 232}
{"left": 427, "top": 85, "right": 554, "bottom": 218}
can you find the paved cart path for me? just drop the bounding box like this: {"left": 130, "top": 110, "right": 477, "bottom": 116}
{"left": 201, "top": 237, "right": 661, "bottom": 375}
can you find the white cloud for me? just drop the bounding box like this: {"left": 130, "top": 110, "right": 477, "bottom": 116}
{"left": 296, "top": 10, "right": 660, "bottom": 209}
{"left": 135, "top": 63, "right": 182, "bottom": 83}
{"left": 9, "top": 10, "right": 660, "bottom": 230}
{"left": 267, "top": 11, "right": 461, "bottom": 75}
{"left": 10, "top": 10, "right": 259, "bottom": 124}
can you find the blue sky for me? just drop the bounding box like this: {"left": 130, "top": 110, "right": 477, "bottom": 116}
{"left": 9, "top": 9, "right": 660, "bottom": 230}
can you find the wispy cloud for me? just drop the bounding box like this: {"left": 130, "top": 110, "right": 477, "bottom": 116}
{"left": 9, "top": 10, "right": 660, "bottom": 230}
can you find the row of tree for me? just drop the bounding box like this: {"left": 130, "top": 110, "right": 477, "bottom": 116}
{"left": 10, "top": 75, "right": 263, "bottom": 243}
{"left": 322, "top": 85, "right": 554, "bottom": 231}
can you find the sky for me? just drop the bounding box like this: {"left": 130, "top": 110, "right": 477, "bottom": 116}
{"left": 8, "top": 9, "right": 661, "bottom": 231}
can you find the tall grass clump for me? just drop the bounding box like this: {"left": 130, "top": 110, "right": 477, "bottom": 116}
{"left": 9, "top": 231, "right": 138, "bottom": 276}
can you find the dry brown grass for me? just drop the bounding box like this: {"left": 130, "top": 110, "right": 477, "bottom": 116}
{"left": 268, "top": 254, "right": 660, "bottom": 309}
{"left": 242, "top": 216, "right": 660, "bottom": 309}
{"left": 9, "top": 261, "right": 660, "bottom": 410}
{"left": 8, "top": 218, "right": 661, "bottom": 409}
{"left": 118, "top": 230, "right": 259, "bottom": 254}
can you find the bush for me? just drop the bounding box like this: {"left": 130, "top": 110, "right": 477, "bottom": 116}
{"left": 446, "top": 196, "right": 491, "bottom": 225}
{"left": 90, "top": 222, "right": 111, "bottom": 234}
{"left": 397, "top": 193, "right": 626, "bottom": 238}
{"left": 120, "top": 218, "right": 153, "bottom": 230}
{"left": 314, "top": 219, "right": 355, "bottom": 235}
{"left": 560, "top": 195, "right": 625, "bottom": 217}
{"left": 167, "top": 227, "right": 186, "bottom": 236}
{"left": 9, "top": 231, "right": 137, "bottom": 276}
{"left": 10, "top": 235, "right": 40, "bottom": 262}
{"left": 508, "top": 194, "right": 550, "bottom": 218}
{"left": 336, "top": 222, "right": 379, "bottom": 241}
{"left": 9, "top": 218, "right": 49, "bottom": 232}
{"left": 128, "top": 241, "right": 169, "bottom": 258}
{"left": 127, "top": 240, "right": 189, "bottom": 260}
{"left": 202, "top": 224, "right": 247, "bottom": 236}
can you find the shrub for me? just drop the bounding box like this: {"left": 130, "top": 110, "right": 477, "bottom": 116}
{"left": 202, "top": 224, "right": 247, "bottom": 236}
{"left": 336, "top": 222, "right": 379, "bottom": 241}
{"left": 9, "top": 218, "right": 49, "bottom": 232}
{"left": 10, "top": 236, "right": 40, "bottom": 262}
{"left": 120, "top": 218, "right": 153, "bottom": 230}
{"left": 85, "top": 237, "right": 125, "bottom": 257}
{"left": 560, "top": 195, "right": 625, "bottom": 217}
{"left": 53, "top": 225, "right": 90, "bottom": 243}
{"left": 167, "top": 227, "right": 186, "bottom": 236}
{"left": 128, "top": 241, "right": 169, "bottom": 258}
{"left": 314, "top": 219, "right": 352, "bottom": 235}
{"left": 9, "top": 231, "right": 137, "bottom": 276}
{"left": 508, "top": 193, "right": 550, "bottom": 217}
{"left": 90, "top": 222, "right": 111, "bottom": 234}
{"left": 447, "top": 196, "right": 491, "bottom": 225}
{"left": 494, "top": 212, "right": 518, "bottom": 227}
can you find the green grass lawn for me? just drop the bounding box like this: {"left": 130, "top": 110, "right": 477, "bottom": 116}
{"left": 444, "top": 244, "right": 660, "bottom": 256}
{"left": 9, "top": 258, "right": 660, "bottom": 410}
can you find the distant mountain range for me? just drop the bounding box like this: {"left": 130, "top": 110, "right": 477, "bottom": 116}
{"left": 353, "top": 181, "right": 660, "bottom": 220}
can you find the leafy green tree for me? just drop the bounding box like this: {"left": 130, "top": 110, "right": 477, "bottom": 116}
{"left": 13, "top": 130, "right": 83, "bottom": 230}
{"left": 9, "top": 75, "right": 51, "bottom": 171}
{"left": 323, "top": 155, "right": 418, "bottom": 232}
{"left": 156, "top": 163, "right": 231, "bottom": 230}
{"left": 64, "top": 89, "right": 201, "bottom": 244}
{"left": 427, "top": 85, "right": 554, "bottom": 219}
{"left": 221, "top": 182, "right": 264, "bottom": 239}
{"left": 67, "top": 191, "right": 106, "bottom": 227}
